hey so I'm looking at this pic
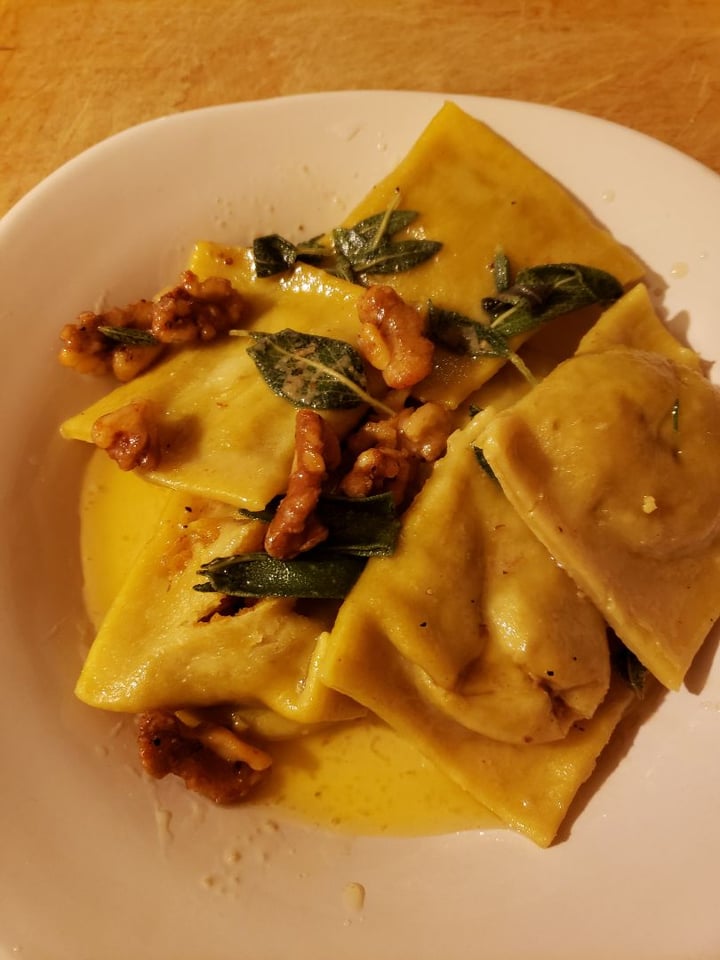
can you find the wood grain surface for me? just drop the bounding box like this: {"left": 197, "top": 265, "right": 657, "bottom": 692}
{"left": 1, "top": 0, "right": 718, "bottom": 216}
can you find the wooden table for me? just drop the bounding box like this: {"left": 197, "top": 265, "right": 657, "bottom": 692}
{"left": 1, "top": 0, "right": 719, "bottom": 217}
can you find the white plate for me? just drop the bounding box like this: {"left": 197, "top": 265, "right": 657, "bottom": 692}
{"left": 1, "top": 91, "right": 719, "bottom": 960}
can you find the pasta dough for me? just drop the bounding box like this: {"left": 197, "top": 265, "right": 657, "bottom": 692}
{"left": 481, "top": 302, "right": 720, "bottom": 690}
{"left": 319, "top": 617, "right": 632, "bottom": 848}
{"left": 322, "top": 412, "right": 611, "bottom": 746}
{"left": 61, "top": 251, "right": 364, "bottom": 509}
{"left": 342, "top": 100, "right": 645, "bottom": 407}
{"left": 76, "top": 479, "right": 362, "bottom": 725}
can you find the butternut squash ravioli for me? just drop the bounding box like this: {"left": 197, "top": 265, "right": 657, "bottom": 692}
{"left": 59, "top": 102, "right": 720, "bottom": 848}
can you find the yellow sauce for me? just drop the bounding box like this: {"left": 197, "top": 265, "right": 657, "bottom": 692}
{"left": 253, "top": 718, "right": 497, "bottom": 836}
{"left": 80, "top": 450, "right": 497, "bottom": 836}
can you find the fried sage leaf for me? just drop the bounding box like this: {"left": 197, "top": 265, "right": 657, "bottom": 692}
{"left": 245, "top": 328, "right": 369, "bottom": 409}
{"left": 252, "top": 234, "right": 301, "bottom": 277}
{"left": 427, "top": 304, "right": 509, "bottom": 359}
{"left": 252, "top": 234, "right": 328, "bottom": 278}
{"left": 195, "top": 552, "right": 366, "bottom": 599}
{"left": 484, "top": 263, "right": 623, "bottom": 340}
{"left": 252, "top": 207, "right": 441, "bottom": 283}
{"left": 316, "top": 493, "right": 400, "bottom": 556}
{"left": 472, "top": 445, "right": 498, "bottom": 482}
{"left": 492, "top": 248, "right": 511, "bottom": 293}
{"left": 97, "top": 326, "right": 159, "bottom": 346}
{"left": 611, "top": 636, "right": 648, "bottom": 699}
{"left": 428, "top": 262, "right": 622, "bottom": 382}
{"left": 201, "top": 493, "right": 401, "bottom": 599}
{"left": 350, "top": 209, "right": 420, "bottom": 241}
{"left": 243, "top": 328, "right": 393, "bottom": 413}
{"left": 239, "top": 492, "right": 400, "bottom": 557}
{"left": 333, "top": 227, "right": 441, "bottom": 277}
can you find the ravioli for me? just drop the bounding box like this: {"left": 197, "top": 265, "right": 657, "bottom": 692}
{"left": 61, "top": 251, "right": 365, "bottom": 509}
{"left": 319, "top": 619, "right": 632, "bottom": 847}
{"left": 322, "top": 408, "right": 611, "bottom": 743}
{"left": 481, "top": 345, "right": 720, "bottom": 691}
{"left": 576, "top": 281, "right": 702, "bottom": 369}
{"left": 342, "top": 101, "right": 644, "bottom": 407}
{"left": 76, "top": 483, "right": 362, "bottom": 725}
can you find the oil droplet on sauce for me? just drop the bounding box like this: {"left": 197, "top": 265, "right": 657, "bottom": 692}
{"left": 80, "top": 450, "right": 498, "bottom": 836}
{"left": 670, "top": 261, "right": 689, "bottom": 278}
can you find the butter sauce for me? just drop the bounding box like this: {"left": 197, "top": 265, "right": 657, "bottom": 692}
{"left": 80, "top": 450, "right": 497, "bottom": 836}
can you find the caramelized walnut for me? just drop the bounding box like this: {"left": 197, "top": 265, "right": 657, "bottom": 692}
{"left": 58, "top": 271, "right": 247, "bottom": 381}
{"left": 150, "top": 271, "right": 247, "bottom": 343}
{"left": 91, "top": 399, "right": 160, "bottom": 471}
{"left": 397, "top": 402, "right": 452, "bottom": 461}
{"left": 339, "top": 402, "right": 451, "bottom": 504}
{"left": 264, "top": 409, "right": 341, "bottom": 559}
{"left": 137, "top": 711, "right": 270, "bottom": 805}
{"left": 356, "top": 285, "right": 434, "bottom": 389}
{"left": 59, "top": 306, "right": 163, "bottom": 381}
{"left": 340, "top": 446, "right": 411, "bottom": 503}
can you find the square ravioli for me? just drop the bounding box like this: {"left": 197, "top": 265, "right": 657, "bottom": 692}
{"left": 481, "top": 345, "right": 720, "bottom": 690}
{"left": 342, "top": 101, "right": 643, "bottom": 407}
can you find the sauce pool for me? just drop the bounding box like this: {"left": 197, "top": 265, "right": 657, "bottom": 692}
{"left": 80, "top": 450, "right": 498, "bottom": 836}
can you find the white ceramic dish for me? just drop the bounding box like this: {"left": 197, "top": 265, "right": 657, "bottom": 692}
{"left": 1, "top": 91, "right": 719, "bottom": 960}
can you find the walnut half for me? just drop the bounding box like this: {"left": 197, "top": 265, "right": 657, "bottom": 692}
{"left": 91, "top": 398, "right": 160, "bottom": 471}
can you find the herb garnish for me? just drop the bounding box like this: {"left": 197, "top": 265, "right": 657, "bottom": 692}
{"left": 472, "top": 445, "right": 498, "bottom": 482}
{"left": 196, "top": 493, "right": 400, "bottom": 599}
{"left": 195, "top": 552, "right": 366, "bottom": 600}
{"left": 492, "top": 248, "right": 511, "bottom": 292}
{"left": 428, "top": 259, "right": 623, "bottom": 384}
{"left": 613, "top": 643, "right": 648, "bottom": 699}
{"left": 97, "top": 326, "right": 159, "bottom": 346}
{"left": 481, "top": 262, "right": 623, "bottom": 332}
{"left": 252, "top": 201, "right": 441, "bottom": 284}
{"left": 240, "top": 493, "right": 400, "bottom": 557}
{"left": 239, "top": 328, "right": 394, "bottom": 415}
{"left": 252, "top": 234, "right": 326, "bottom": 278}
{"left": 427, "top": 303, "right": 538, "bottom": 384}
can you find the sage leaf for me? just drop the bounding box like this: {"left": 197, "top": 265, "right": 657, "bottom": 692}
{"left": 492, "top": 248, "right": 511, "bottom": 292}
{"left": 332, "top": 208, "right": 440, "bottom": 276}
{"left": 252, "top": 234, "right": 300, "bottom": 277}
{"left": 251, "top": 207, "right": 441, "bottom": 283}
{"left": 245, "top": 328, "right": 372, "bottom": 410}
{"left": 351, "top": 238, "right": 442, "bottom": 276}
{"left": 351, "top": 209, "right": 419, "bottom": 242}
{"left": 240, "top": 492, "right": 399, "bottom": 557}
{"left": 332, "top": 226, "right": 371, "bottom": 266}
{"left": 203, "top": 493, "right": 400, "bottom": 599}
{"left": 97, "top": 326, "right": 159, "bottom": 346}
{"left": 472, "top": 445, "right": 498, "bottom": 482}
{"left": 195, "top": 552, "right": 366, "bottom": 599}
{"left": 613, "top": 641, "right": 648, "bottom": 699}
{"left": 427, "top": 303, "right": 509, "bottom": 359}
{"left": 241, "top": 493, "right": 400, "bottom": 557}
{"left": 316, "top": 493, "right": 400, "bottom": 556}
{"left": 486, "top": 263, "right": 623, "bottom": 340}
{"left": 429, "top": 262, "right": 622, "bottom": 363}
